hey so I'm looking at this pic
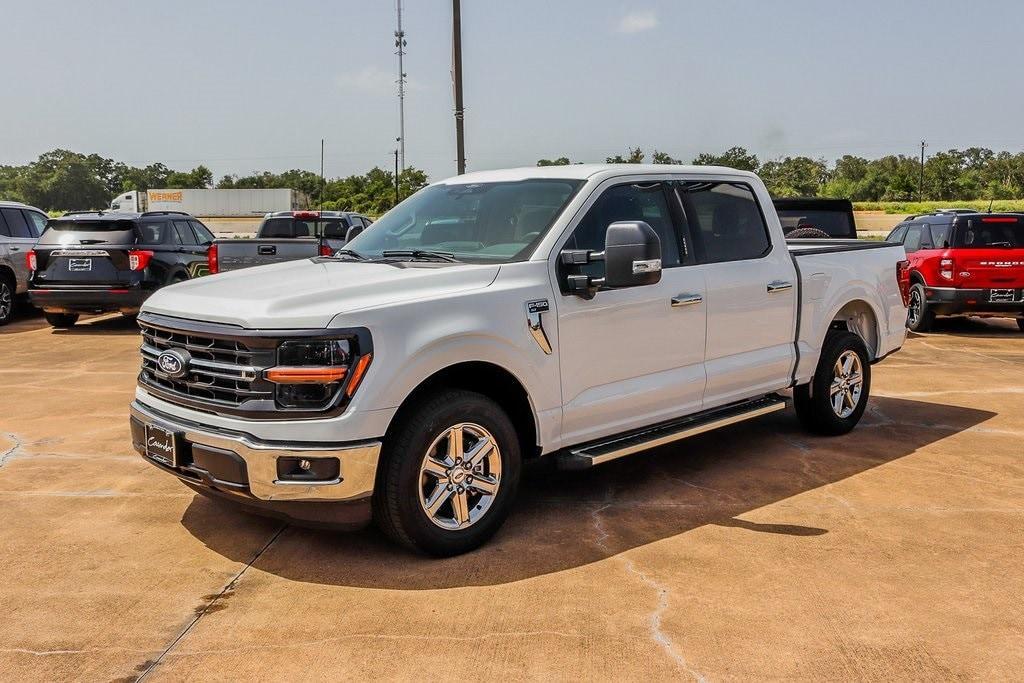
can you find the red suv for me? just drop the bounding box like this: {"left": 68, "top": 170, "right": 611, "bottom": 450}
{"left": 887, "top": 211, "right": 1024, "bottom": 332}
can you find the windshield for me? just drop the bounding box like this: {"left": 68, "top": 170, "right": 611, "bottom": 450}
{"left": 345, "top": 179, "right": 583, "bottom": 262}
{"left": 777, "top": 209, "right": 855, "bottom": 237}
{"left": 955, "top": 216, "right": 1024, "bottom": 248}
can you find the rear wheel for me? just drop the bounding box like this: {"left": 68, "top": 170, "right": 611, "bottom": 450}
{"left": 373, "top": 389, "right": 521, "bottom": 556}
{"left": 906, "top": 283, "right": 934, "bottom": 332}
{"left": 0, "top": 275, "right": 14, "bottom": 326}
{"left": 1017, "top": 318, "right": 1024, "bottom": 332}
{"left": 44, "top": 312, "right": 79, "bottom": 329}
{"left": 794, "top": 330, "right": 871, "bottom": 436}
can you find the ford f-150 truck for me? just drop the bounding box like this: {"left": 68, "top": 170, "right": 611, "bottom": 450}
{"left": 129, "top": 165, "right": 909, "bottom": 556}
{"left": 208, "top": 210, "right": 372, "bottom": 273}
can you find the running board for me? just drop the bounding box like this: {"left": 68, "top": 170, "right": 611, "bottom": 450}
{"left": 556, "top": 395, "right": 787, "bottom": 470}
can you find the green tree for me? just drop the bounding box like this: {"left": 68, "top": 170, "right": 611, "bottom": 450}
{"left": 537, "top": 157, "right": 571, "bottom": 166}
{"left": 606, "top": 147, "right": 644, "bottom": 164}
{"left": 691, "top": 146, "right": 759, "bottom": 172}
{"left": 759, "top": 156, "right": 828, "bottom": 196}
{"left": 651, "top": 150, "right": 680, "bottom": 164}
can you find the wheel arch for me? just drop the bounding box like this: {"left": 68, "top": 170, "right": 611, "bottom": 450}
{"left": 828, "top": 298, "right": 880, "bottom": 359}
{"left": 385, "top": 360, "right": 541, "bottom": 460}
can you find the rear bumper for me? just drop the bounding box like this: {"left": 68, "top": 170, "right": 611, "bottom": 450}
{"left": 925, "top": 286, "right": 1024, "bottom": 316}
{"left": 28, "top": 287, "right": 150, "bottom": 314}
{"left": 130, "top": 400, "right": 381, "bottom": 516}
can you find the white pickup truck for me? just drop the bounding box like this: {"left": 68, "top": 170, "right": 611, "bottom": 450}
{"left": 129, "top": 165, "right": 910, "bottom": 556}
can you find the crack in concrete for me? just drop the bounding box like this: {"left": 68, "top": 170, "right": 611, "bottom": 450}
{"left": 590, "top": 504, "right": 707, "bottom": 681}
{"left": 0, "top": 432, "right": 25, "bottom": 467}
{"left": 134, "top": 524, "right": 288, "bottom": 682}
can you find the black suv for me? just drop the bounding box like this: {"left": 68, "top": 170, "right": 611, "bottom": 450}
{"left": 28, "top": 211, "right": 215, "bottom": 328}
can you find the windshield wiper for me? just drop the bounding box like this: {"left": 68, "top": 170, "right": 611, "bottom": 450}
{"left": 381, "top": 249, "right": 459, "bottom": 262}
{"left": 332, "top": 248, "right": 367, "bottom": 260}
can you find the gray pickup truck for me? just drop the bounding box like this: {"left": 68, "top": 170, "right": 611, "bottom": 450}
{"left": 0, "top": 201, "right": 49, "bottom": 325}
{"left": 209, "top": 210, "right": 373, "bottom": 273}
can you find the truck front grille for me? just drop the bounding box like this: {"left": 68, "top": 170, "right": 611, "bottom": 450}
{"left": 138, "top": 322, "right": 276, "bottom": 410}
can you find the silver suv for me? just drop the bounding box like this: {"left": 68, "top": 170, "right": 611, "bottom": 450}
{"left": 0, "top": 201, "right": 48, "bottom": 325}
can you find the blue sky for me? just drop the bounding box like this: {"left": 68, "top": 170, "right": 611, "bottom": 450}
{"left": 2, "top": 0, "right": 1024, "bottom": 182}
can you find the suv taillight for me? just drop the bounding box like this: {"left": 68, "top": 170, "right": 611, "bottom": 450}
{"left": 897, "top": 260, "right": 911, "bottom": 306}
{"left": 128, "top": 250, "right": 153, "bottom": 271}
{"left": 26, "top": 250, "right": 37, "bottom": 271}
{"left": 939, "top": 257, "right": 954, "bottom": 281}
{"left": 207, "top": 243, "right": 219, "bottom": 274}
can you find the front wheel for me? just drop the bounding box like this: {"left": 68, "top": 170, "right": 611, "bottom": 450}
{"left": 373, "top": 389, "right": 521, "bottom": 556}
{"left": 794, "top": 330, "right": 871, "bottom": 436}
{"left": 906, "top": 283, "right": 934, "bottom": 332}
{"left": 0, "top": 276, "right": 14, "bottom": 326}
{"left": 44, "top": 312, "right": 79, "bottom": 329}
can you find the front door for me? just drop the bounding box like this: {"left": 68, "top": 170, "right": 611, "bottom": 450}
{"left": 554, "top": 179, "right": 707, "bottom": 446}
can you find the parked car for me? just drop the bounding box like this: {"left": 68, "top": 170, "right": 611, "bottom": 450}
{"left": 886, "top": 211, "right": 1024, "bottom": 331}
{"left": 129, "top": 164, "right": 908, "bottom": 556}
{"left": 0, "top": 201, "right": 48, "bottom": 325}
{"left": 27, "top": 211, "right": 214, "bottom": 328}
{"left": 773, "top": 197, "right": 857, "bottom": 239}
{"left": 208, "top": 210, "right": 373, "bottom": 273}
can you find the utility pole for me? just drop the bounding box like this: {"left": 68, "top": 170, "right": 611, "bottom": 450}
{"left": 919, "top": 140, "right": 927, "bottom": 201}
{"left": 395, "top": 0, "right": 407, "bottom": 174}
{"left": 452, "top": 0, "right": 466, "bottom": 175}
{"left": 319, "top": 138, "right": 324, "bottom": 212}
{"left": 394, "top": 149, "right": 400, "bottom": 205}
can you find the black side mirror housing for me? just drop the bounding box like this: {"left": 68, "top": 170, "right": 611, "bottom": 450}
{"left": 345, "top": 225, "right": 364, "bottom": 243}
{"left": 603, "top": 221, "right": 662, "bottom": 288}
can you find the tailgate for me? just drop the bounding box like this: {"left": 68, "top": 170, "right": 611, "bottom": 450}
{"left": 35, "top": 247, "right": 134, "bottom": 287}
{"left": 954, "top": 215, "right": 1024, "bottom": 288}
{"left": 214, "top": 238, "right": 321, "bottom": 272}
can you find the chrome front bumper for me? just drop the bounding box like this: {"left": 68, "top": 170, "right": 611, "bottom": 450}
{"left": 130, "top": 400, "right": 381, "bottom": 502}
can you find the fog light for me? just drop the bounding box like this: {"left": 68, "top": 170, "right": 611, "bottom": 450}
{"left": 277, "top": 456, "right": 340, "bottom": 481}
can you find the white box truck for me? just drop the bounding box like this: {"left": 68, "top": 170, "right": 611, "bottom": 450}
{"left": 109, "top": 189, "right": 302, "bottom": 217}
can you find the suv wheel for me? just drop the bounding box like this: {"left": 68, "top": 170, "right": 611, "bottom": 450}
{"left": 44, "top": 312, "right": 79, "bottom": 329}
{"left": 0, "top": 275, "right": 14, "bottom": 326}
{"left": 374, "top": 389, "right": 521, "bottom": 556}
{"left": 794, "top": 330, "right": 871, "bottom": 436}
{"left": 906, "top": 283, "right": 934, "bottom": 332}
{"left": 1017, "top": 318, "right": 1024, "bottom": 332}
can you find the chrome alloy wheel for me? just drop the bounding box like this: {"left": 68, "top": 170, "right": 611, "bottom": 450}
{"left": 0, "top": 281, "right": 12, "bottom": 323}
{"left": 830, "top": 350, "right": 864, "bottom": 419}
{"left": 907, "top": 287, "right": 922, "bottom": 327}
{"left": 418, "top": 422, "right": 502, "bottom": 530}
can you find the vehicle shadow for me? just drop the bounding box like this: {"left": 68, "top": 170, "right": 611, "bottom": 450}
{"left": 918, "top": 316, "right": 1022, "bottom": 338}
{"left": 50, "top": 314, "right": 140, "bottom": 336}
{"left": 180, "top": 396, "right": 995, "bottom": 589}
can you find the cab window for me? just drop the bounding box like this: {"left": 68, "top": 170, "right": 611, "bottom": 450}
{"left": 676, "top": 182, "right": 770, "bottom": 263}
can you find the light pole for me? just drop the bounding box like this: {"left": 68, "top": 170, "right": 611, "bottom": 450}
{"left": 452, "top": 0, "right": 466, "bottom": 175}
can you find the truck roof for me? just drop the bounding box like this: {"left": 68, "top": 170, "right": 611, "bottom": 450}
{"left": 437, "top": 164, "right": 755, "bottom": 185}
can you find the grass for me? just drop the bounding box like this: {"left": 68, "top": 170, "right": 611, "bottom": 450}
{"left": 853, "top": 200, "right": 1024, "bottom": 214}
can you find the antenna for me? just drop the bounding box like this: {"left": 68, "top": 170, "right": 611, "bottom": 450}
{"left": 988, "top": 197, "right": 994, "bottom": 213}
{"left": 395, "top": 0, "right": 407, "bottom": 175}
{"left": 319, "top": 138, "right": 325, "bottom": 213}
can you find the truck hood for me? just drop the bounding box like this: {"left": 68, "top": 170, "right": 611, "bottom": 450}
{"left": 141, "top": 258, "right": 501, "bottom": 329}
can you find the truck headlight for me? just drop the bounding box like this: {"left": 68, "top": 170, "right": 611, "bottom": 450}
{"left": 266, "top": 339, "right": 372, "bottom": 409}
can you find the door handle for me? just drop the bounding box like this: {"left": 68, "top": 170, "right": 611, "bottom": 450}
{"left": 258, "top": 245, "right": 277, "bottom": 255}
{"left": 767, "top": 280, "right": 793, "bottom": 293}
{"left": 671, "top": 293, "right": 703, "bottom": 307}
{"left": 9, "top": 246, "right": 21, "bottom": 252}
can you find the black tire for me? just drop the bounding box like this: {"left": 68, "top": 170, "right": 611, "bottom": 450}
{"left": 794, "top": 330, "right": 871, "bottom": 436}
{"left": 0, "top": 274, "right": 14, "bottom": 326}
{"left": 906, "top": 283, "right": 934, "bottom": 332}
{"left": 44, "top": 312, "right": 79, "bottom": 329}
{"left": 786, "top": 227, "right": 831, "bottom": 239}
{"left": 373, "top": 389, "right": 522, "bottom": 556}
{"left": 1017, "top": 318, "right": 1024, "bottom": 332}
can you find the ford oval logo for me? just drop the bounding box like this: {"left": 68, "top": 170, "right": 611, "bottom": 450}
{"left": 157, "top": 349, "right": 190, "bottom": 379}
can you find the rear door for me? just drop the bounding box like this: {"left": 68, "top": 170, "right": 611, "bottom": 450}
{"left": 953, "top": 216, "right": 1024, "bottom": 289}
{"left": 33, "top": 218, "right": 152, "bottom": 287}
{"left": 676, "top": 180, "right": 798, "bottom": 408}
{"left": 0, "top": 208, "right": 38, "bottom": 286}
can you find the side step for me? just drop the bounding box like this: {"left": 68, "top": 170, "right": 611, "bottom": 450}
{"left": 556, "top": 395, "right": 787, "bottom": 470}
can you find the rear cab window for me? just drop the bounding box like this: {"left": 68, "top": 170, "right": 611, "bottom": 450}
{"left": 39, "top": 219, "right": 167, "bottom": 245}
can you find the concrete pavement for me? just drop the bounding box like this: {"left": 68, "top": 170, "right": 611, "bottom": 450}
{"left": 1, "top": 311, "right": 1022, "bottom": 680}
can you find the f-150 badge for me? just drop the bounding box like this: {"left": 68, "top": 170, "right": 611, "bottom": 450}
{"left": 525, "top": 299, "right": 552, "bottom": 355}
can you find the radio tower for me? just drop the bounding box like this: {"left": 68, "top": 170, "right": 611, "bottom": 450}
{"left": 395, "top": 0, "right": 407, "bottom": 175}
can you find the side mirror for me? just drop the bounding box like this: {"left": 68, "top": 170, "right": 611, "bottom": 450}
{"left": 345, "top": 225, "right": 364, "bottom": 242}
{"left": 603, "top": 221, "right": 662, "bottom": 288}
